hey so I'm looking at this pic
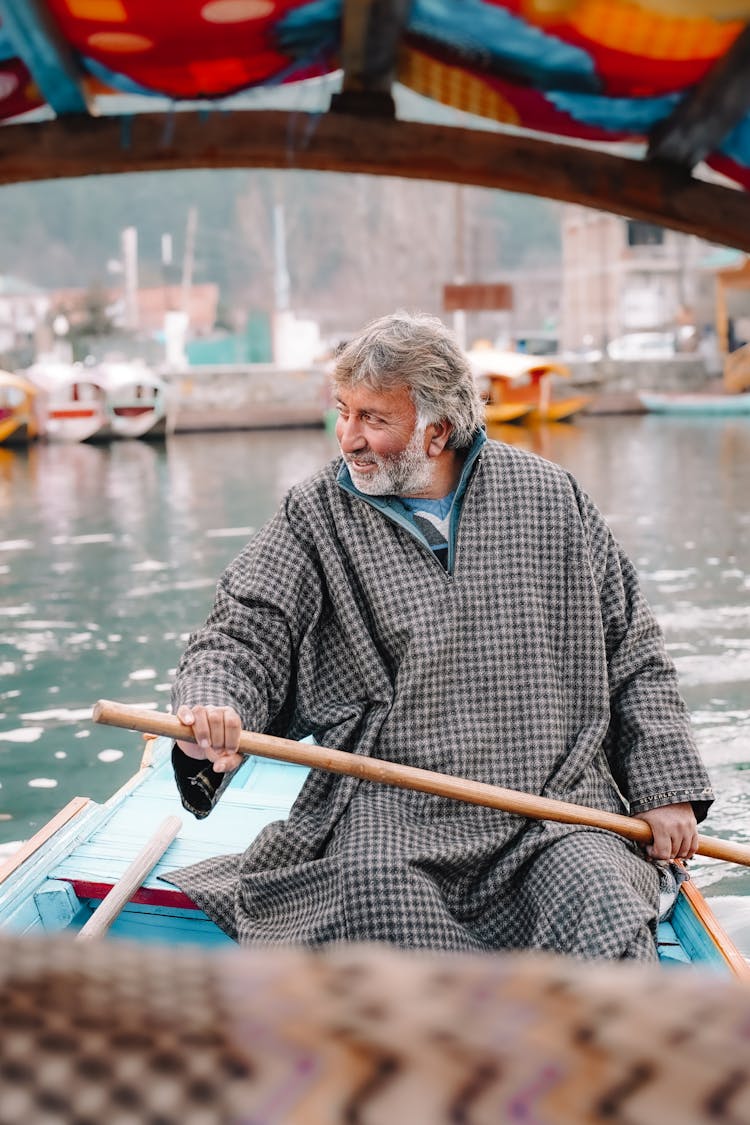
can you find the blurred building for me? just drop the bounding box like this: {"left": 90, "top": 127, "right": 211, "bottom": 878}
{"left": 444, "top": 266, "right": 563, "bottom": 353}
{"left": 562, "top": 207, "right": 719, "bottom": 353}
{"left": 560, "top": 207, "right": 715, "bottom": 354}
{"left": 49, "top": 282, "right": 219, "bottom": 337}
{"left": 0, "top": 275, "right": 50, "bottom": 363}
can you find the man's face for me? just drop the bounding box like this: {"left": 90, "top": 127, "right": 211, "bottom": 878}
{"left": 334, "top": 382, "right": 434, "bottom": 496}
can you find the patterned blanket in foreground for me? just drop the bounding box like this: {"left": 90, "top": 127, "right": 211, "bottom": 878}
{"left": 1, "top": 933, "right": 749, "bottom": 1124}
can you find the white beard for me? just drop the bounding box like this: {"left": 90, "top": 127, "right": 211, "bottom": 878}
{"left": 343, "top": 422, "right": 435, "bottom": 497}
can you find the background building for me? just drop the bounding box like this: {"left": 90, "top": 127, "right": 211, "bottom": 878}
{"left": 560, "top": 207, "right": 715, "bottom": 356}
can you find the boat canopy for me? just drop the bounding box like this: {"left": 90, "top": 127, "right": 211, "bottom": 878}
{"left": 0, "top": 370, "right": 37, "bottom": 397}
{"left": 467, "top": 348, "right": 571, "bottom": 384}
{"left": 24, "top": 363, "right": 104, "bottom": 393}
{"left": 1, "top": 3, "right": 750, "bottom": 249}
{"left": 94, "top": 361, "right": 164, "bottom": 393}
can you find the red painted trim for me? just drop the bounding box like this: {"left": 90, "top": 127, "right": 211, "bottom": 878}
{"left": 66, "top": 877, "right": 197, "bottom": 911}
{"left": 50, "top": 408, "right": 99, "bottom": 419}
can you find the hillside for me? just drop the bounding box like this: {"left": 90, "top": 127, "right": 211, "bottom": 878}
{"left": 0, "top": 169, "right": 561, "bottom": 334}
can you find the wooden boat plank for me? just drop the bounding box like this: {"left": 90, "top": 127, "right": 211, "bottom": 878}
{"left": 97, "top": 902, "right": 234, "bottom": 945}
{"left": 0, "top": 795, "right": 92, "bottom": 884}
{"left": 141, "top": 742, "right": 310, "bottom": 801}
{"left": 46, "top": 742, "right": 309, "bottom": 891}
{"left": 2, "top": 896, "right": 55, "bottom": 936}
{"left": 0, "top": 803, "right": 116, "bottom": 934}
{"left": 654, "top": 920, "right": 692, "bottom": 965}
{"left": 110, "top": 910, "right": 231, "bottom": 942}
{"left": 49, "top": 813, "right": 281, "bottom": 888}
{"left": 674, "top": 879, "right": 750, "bottom": 979}
{"left": 35, "top": 878, "right": 86, "bottom": 930}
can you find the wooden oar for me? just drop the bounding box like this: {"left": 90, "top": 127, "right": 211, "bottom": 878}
{"left": 75, "top": 813, "right": 182, "bottom": 942}
{"left": 93, "top": 699, "right": 750, "bottom": 868}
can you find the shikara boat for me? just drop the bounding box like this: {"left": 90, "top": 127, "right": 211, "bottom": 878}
{"left": 638, "top": 390, "right": 750, "bottom": 415}
{"left": 1, "top": 730, "right": 747, "bottom": 978}
{"left": 468, "top": 349, "right": 592, "bottom": 425}
{"left": 482, "top": 398, "right": 536, "bottom": 425}
{"left": 0, "top": 370, "right": 39, "bottom": 445}
{"left": 97, "top": 361, "right": 171, "bottom": 440}
{"left": 26, "top": 362, "right": 107, "bottom": 443}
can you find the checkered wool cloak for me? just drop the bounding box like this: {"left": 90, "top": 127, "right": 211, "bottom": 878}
{"left": 165, "top": 438, "right": 714, "bottom": 958}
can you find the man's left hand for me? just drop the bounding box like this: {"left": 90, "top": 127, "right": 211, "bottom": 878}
{"left": 637, "top": 802, "right": 698, "bottom": 861}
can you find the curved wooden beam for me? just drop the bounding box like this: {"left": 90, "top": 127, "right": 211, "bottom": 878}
{"left": 1, "top": 109, "right": 749, "bottom": 250}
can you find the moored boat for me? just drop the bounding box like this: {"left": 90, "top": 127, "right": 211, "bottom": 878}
{"left": 0, "top": 370, "right": 39, "bottom": 444}
{"left": 638, "top": 390, "right": 750, "bottom": 415}
{"left": 96, "top": 361, "right": 171, "bottom": 439}
{"left": 1, "top": 731, "right": 747, "bottom": 976}
{"left": 468, "top": 348, "right": 592, "bottom": 425}
{"left": 25, "top": 362, "right": 107, "bottom": 442}
{"left": 484, "top": 400, "right": 536, "bottom": 424}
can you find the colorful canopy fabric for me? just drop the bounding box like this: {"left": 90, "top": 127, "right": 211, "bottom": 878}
{"left": 1, "top": 1, "right": 750, "bottom": 187}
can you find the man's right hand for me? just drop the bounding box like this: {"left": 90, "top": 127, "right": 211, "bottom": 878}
{"left": 175, "top": 704, "right": 244, "bottom": 775}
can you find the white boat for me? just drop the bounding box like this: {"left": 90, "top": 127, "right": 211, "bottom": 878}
{"left": 25, "top": 362, "right": 107, "bottom": 442}
{"left": 96, "top": 361, "right": 171, "bottom": 439}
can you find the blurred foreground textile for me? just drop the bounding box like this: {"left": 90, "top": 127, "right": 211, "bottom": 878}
{"left": 1, "top": 932, "right": 749, "bottom": 1123}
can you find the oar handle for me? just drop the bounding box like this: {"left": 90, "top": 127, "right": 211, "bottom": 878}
{"left": 92, "top": 699, "right": 750, "bottom": 869}
{"left": 76, "top": 813, "right": 182, "bottom": 941}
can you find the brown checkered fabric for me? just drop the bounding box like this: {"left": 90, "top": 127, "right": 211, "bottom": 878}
{"left": 1, "top": 932, "right": 749, "bottom": 1124}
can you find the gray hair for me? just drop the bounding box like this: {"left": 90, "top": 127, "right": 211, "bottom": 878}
{"left": 331, "top": 311, "right": 485, "bottom": 450}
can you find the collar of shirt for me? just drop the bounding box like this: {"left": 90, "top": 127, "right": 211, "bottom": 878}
{"left": 336, "top": 429, "right": 486, "bottom": 572}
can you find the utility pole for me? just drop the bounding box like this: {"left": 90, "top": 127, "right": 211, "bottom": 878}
{"left": 453, "top": 185, "right": 467, "bottom": 349}
{"left": 121, "top": 226, "right": 139, "bottom": 330}
{"left": 271, "top": 176, "right": 292, "bottom": 364}
{"left": 272, "top": 200, "right": 291, "bottom": 313}
{"left": 181, "top": 205, "right": 198, "bottom": 318}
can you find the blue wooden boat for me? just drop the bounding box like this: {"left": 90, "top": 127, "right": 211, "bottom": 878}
{"left": 1, "top": 734, "right": 748, "bottom": 977}
{"left": 638, "top": 391, "right": 750, "bottom": 415}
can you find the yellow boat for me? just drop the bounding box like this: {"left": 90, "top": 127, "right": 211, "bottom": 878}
{"left": 484, "top": 400, "right": 535, "bottom": 424}
{"left": 468, "top": 348, "right": 592, "bottom": 425}
{"left": 0, "top": 370, "right": 39, "bottom": 445}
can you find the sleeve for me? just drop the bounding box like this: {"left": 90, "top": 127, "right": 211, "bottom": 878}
{"left": 573, "top": 482, "right": 714, "bottom": 823}
{"left": 170, "top": 495, "right": 323, "bottom": 819}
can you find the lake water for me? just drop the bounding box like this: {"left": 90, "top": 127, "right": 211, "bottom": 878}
{"left": 1, "top": 417, "right": 749, "bottom": 944}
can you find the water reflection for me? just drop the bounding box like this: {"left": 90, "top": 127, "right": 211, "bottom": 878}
{"left": 486, "top": 420, "right": 583, "bottom": 461}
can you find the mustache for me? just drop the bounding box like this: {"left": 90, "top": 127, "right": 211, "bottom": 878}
{"left": 343, "top": 451, "right": 379, "bottom": 465}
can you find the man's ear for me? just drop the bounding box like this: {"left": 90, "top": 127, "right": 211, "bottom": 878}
{"left": 426, "top": 419, "right": 453, "bottom": 457}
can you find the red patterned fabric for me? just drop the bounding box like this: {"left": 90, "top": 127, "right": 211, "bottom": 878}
{"left": 0, "top": 2, "right": 749, "bottom": 187}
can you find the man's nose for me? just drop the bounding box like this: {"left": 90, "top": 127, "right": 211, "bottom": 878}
{"left": 337, "top": 415, "right": 366, "bottom": 453}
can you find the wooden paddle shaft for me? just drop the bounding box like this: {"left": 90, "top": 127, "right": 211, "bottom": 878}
{"left": 75, "top": 813, "right": 182, "bottom": 941}
{"left": 92, "top": 700, "right": 750, "bottom": 868}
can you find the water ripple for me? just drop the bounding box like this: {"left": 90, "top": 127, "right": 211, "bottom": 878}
{"left": 0, "top": 727, "right": 44, "bottom": 743}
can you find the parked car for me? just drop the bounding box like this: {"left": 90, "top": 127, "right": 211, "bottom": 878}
{"left": 606, "top": 332, "right": 676, "bottom": 360}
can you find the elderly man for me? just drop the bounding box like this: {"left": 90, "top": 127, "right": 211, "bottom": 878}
{"left": 166, "top": 311, "right": 713, "bottom": 960}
